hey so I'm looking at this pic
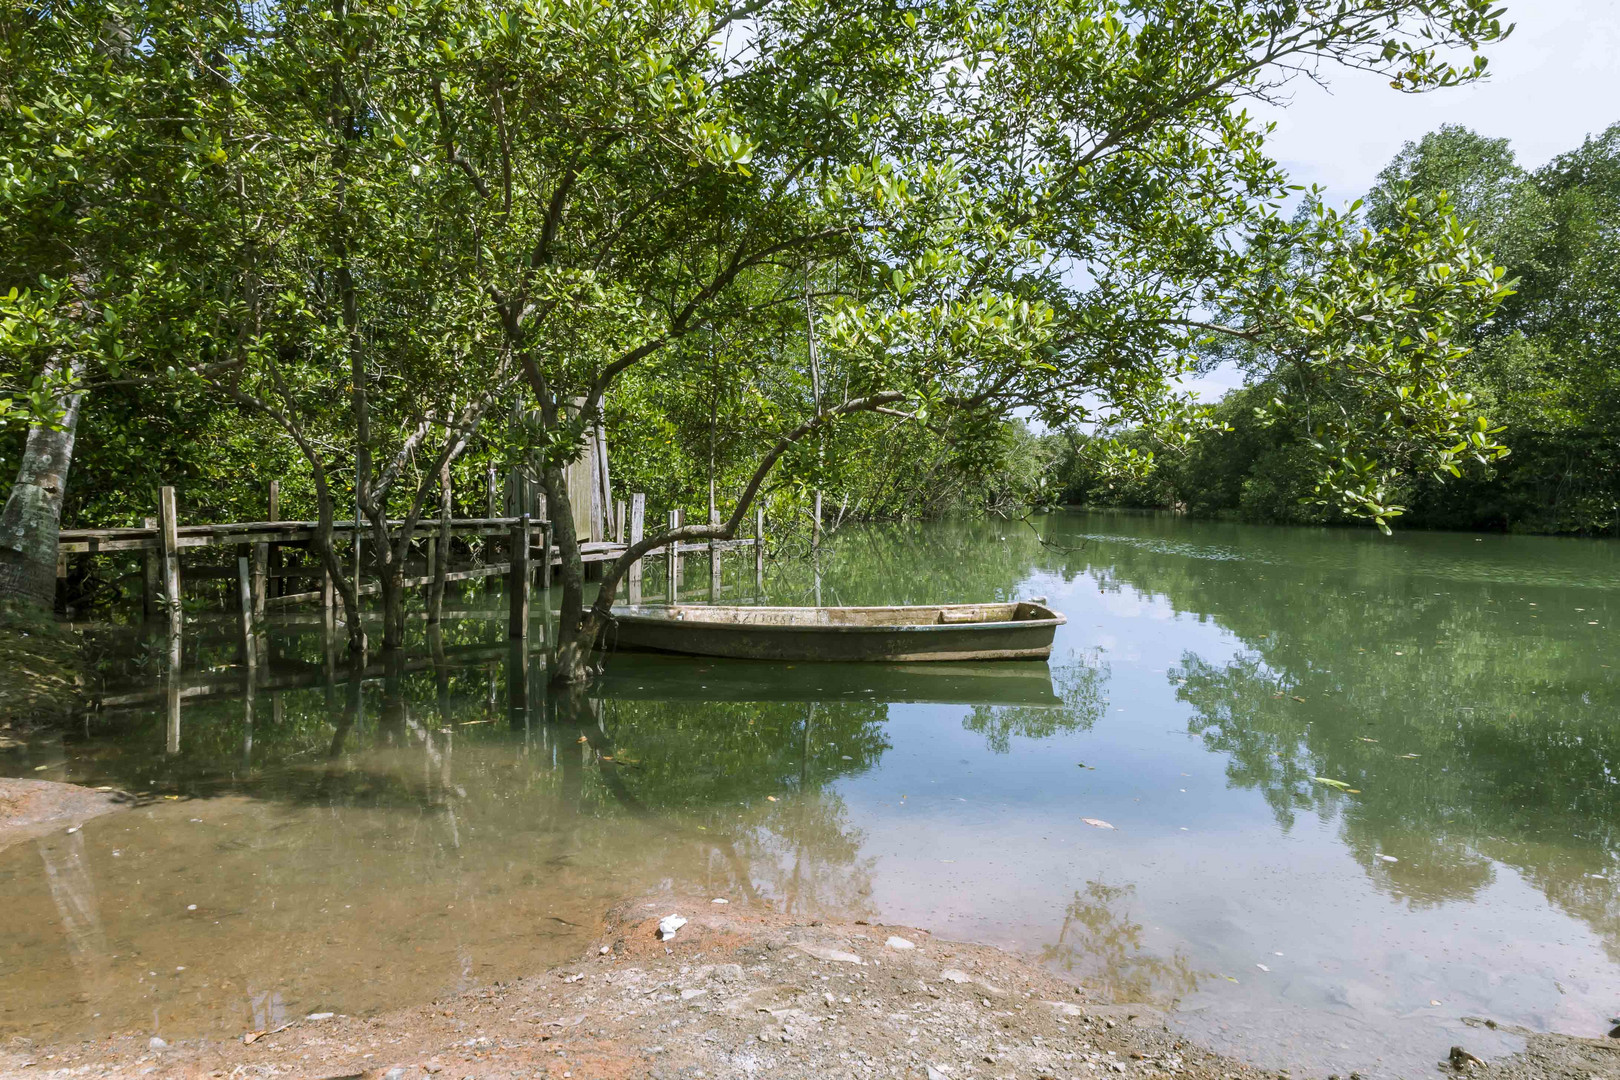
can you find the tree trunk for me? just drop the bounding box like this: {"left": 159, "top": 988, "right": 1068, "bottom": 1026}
{"left": 541, "top": 461, "right": 593, "bottom": 685}
{"left": 378, "top": 559, "right": 407, "bottom": 649}
{"left": 306, "top": 467, "right": 367, "bottom": 654}
{"left": 0, "top": 354, "right": 86, "bottom": 609}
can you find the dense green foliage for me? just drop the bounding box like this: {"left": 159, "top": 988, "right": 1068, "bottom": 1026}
{"left": 1, "top": 0, "right": 1520, "bottom": 652}
{"left": 1058, "top": 122, "right": 1620, "bottom": 535}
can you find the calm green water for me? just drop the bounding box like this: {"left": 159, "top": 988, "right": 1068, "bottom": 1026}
{"left": 3, "top": 511, "right": 1618, "bottom": 1077}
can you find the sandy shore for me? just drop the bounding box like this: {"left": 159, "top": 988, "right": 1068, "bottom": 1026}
{"left": 2, "top": 782, "right": 1615, "bottom": 1079}
{"left": 1, "top": 879, "right": 1614, "bottom": 1080}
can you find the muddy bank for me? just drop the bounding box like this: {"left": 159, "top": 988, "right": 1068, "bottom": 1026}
{"left": 0, "top": 777, "right": 131, "bottom": 854}
{"left": 1, "top": 894, "right": 1613, "bottom": 1080}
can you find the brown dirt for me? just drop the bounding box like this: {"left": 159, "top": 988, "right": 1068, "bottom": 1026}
{"left": 0, "top": 777, "right": 132, "bottom": 855}
{"left": 1, "top": 891, "right": 1612, "bottom": 1080}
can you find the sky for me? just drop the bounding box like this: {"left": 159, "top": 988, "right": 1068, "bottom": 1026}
{"left": 1184, "top": 0, "right": 1620, "bottom": 400}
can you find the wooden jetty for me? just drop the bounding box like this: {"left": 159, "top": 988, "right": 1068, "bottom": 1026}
{"left": 57, "top": 482, "right": 765, "bottom": 644}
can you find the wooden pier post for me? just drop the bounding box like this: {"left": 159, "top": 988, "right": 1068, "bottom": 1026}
{"left": 158, "top": 486, "right": 182, "bottom": 635}
{"left": 352, "top": 491, "right": 364, "bottom": 591}
{"left": 163, "top": 616, "right": 181, "bottom": 756}
{"left": 321, "top": 561, "right": 335, "bottom": 633}
{"left": 142, "top": 516, "right": 161, "bottom": 621}
{"left": 666, "top": 509, "right": 681, "bottom": 600}
{"left": 627, "top": 494, "right": 645, "bottom": 604}
{"left": 268, "top": 480, "right": 281, "bottom": 599}
{"left": 509, "top": 516, "right": 531, "bottom": 638}
{"left": 485, "top": 464, "right": 498, "bottom": 563}
{"left": 616, "top": 499, "right": 627, "bottom": 545}
{"left": 755, "top": 506, "right": 765, "bottom": 593}
{"left": 539, "top": 520, "right": 553, "bottom": 590}
{"left": 252, "top": 481, "right": 276, "bottom": 616}
{"left": 709, "top": 507, "right": 721, "bottom": 599}
{"left": 237, "top": 553, "right": 258, "bottom": 679}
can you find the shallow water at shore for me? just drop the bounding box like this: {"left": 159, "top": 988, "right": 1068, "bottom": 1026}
{"left": 3, "top": 511, "right": 1618, "bottom": 1077}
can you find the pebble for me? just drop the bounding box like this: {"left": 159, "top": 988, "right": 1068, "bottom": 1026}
{"left": 306, "top": 1012, "right": 334, "bottom": 1021}
{"left": 885, "top": 936, "right": 916, "bottom": 951}
{"left": 147, "top": 1037, "right": 167, "bottom": 1050}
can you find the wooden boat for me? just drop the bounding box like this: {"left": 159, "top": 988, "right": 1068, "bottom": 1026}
{"left": 605, "top": 602, "right": 1066, "bottom": 662}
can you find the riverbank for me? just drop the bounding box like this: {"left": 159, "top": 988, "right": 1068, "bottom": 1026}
{"left": 0, "top": 884, "right": 1613, "bottom": 1080}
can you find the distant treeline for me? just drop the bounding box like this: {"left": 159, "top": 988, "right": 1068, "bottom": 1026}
{"left": 1049, "top": 123, "right": 1620, "bottom": 536}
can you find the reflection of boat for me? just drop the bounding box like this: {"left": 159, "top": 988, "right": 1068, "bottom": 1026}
{"left": 596, "top": 654, "right": 1061, "bottom": 706}
{"left": 606, "top": 602, "right": 1066, "bottom": 662}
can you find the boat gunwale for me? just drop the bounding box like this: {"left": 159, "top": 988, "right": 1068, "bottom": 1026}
{"left": 607, "top": 603, "right": 1067, "bottom": 636}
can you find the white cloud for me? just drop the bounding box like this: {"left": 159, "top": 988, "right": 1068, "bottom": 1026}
{"left": 1181, "top": 0, "right": 1620, "bottom": 403}
{"left": 1258, "top": 0, "right": 1620, "bottom": 207}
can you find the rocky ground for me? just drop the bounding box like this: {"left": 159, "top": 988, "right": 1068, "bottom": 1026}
{"left": 0, "top": 884, "right": 1615, "bottom": 1080}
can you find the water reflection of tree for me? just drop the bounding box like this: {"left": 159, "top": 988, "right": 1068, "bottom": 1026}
{"left": 767, "top": 518, "right": 1048, "bottom": 607}
{"left": 601, "top": 698, "right": 890, "bottom": 810}
{"left": 962, "top": 651, "right": 1108, "bottom": 753}
{"left": 1044, "top": 511, "right": 1620, "bottom": 961}
{"left": 1039, "top": 881, "right": 1203, "bottom": 1004}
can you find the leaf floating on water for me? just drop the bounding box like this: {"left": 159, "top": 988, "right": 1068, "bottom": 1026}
{"left": 1081, "top": 818, "right": 1115, "bottom": 829}
{"left": 1312, "top": 777, "right": 1354, "bottom": 791}
{"left": 1400, "top": 753, "right": 1420, "bottom": 759}
{"left": 1359, "top": 737, "right": 1379, "bottom": 743}
{"left": 1291, "top": 696, "right": 1306, "bottom": 703}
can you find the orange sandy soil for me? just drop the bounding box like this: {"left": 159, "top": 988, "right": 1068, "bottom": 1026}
{"left": 0, "top": 778, "right": 131, "bottom": 855}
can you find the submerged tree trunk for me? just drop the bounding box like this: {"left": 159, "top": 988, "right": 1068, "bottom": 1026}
{"left": 0, "top": 355, "right": 87, "bottom": 609}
